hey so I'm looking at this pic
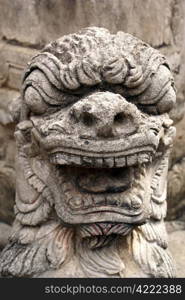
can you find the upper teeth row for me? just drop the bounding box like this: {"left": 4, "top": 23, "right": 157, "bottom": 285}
{"left": 50, "top": 152, "right": 152, "bottom": 168}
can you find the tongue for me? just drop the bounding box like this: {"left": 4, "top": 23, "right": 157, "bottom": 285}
{"left": 76, "top": 168, "right": 132, "bottom": 193}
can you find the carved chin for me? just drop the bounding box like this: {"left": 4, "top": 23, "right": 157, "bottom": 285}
{"left": 51, "top": 150, "right": 154, "bottom": 235}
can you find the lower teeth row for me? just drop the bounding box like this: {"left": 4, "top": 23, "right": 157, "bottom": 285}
{"left": 65, "top": 192, "right": 143, "bottom": 211}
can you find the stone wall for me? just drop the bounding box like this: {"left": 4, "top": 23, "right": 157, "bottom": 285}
{"left": 0, "top": 0, "right": 185, "bottom": 231}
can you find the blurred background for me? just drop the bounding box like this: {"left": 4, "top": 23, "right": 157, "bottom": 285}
{"left": 0, "top": 0, "right": 185, "bottom": 274}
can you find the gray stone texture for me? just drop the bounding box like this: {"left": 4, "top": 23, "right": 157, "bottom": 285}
{"left": 0, "top": 27, "right": 177, "bottom": 277}
{"left": 168, "top": 230, "right": 185, "bottom": 277}
{"left": 0, "top": 0, "right": 185, "bottom": 275}
{"left": 0, "top": 222, "right": 11, "bottom": 250}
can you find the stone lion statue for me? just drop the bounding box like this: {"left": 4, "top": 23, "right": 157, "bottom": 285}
{"left": 0, "top": 27, "right": 176, "bottom": 277}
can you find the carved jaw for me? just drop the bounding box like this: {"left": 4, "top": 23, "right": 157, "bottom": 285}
{"left": 47, "top": 147, "right": 170, "bottom": 243}
{"left": 31, "top": 142, "right": 156, "bottom": 231}
{"left": 17, "top": 53, "right": 176, "bottom": 242}
{"left": 54, "top": 158, "right": 151, "bottom": 216}
{"left": 28, "top": 102, "right": 174, "bottom": 238}
{"left": 53, "top": 162, "right": 152, "bottom": 235}
{"left": 13, "top": 109, "right": 174, "bottom": 243}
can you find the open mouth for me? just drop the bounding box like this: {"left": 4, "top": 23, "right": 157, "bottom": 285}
{"left": 50, "top": 148, "right": 154, "bottom": 228}
{"left": 76, "top": 167, "right": 133, "bottom": 194}
{"left": 55, "top": 163, "right": 146, "bottom": 211}
{"left": 30, "top": 124, "right": 164, "bottom": 236}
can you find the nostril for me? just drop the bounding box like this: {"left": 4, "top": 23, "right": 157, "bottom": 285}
{"left": 69, "top": 109, "right": 79, "bottom": 123}
{"left": 151, "top": 127, "right": 159, "bottom": 136}
{"left": 114, "top": 112, "right": 125, "bottom": 125}
{"left": 82, "top": 112, "right": 95, "bottom": 127}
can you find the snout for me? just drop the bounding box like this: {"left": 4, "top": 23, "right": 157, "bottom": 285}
{"left": 70, "top": 91, "right": 141, "bottom": 138}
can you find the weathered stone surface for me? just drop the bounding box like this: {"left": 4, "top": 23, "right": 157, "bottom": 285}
{"left": 166, "top": 220, "right": 185, "bottom": 276}
{"left": 0, "top": 0, "right": 184, "bottom": 48}
{"left": 167, "top": 113, "right": 185, "bottom": 219}
{"left": 168, "top": 229, "right": 185, "bottom": 277}
{"left": 0, "top": 125, "right": 15, "bottom": 224}
{"left": 0, "top": 164, "right": 15, "bottom": 224}
{"left": 0, "top": 43, "right": 38, "bottom": 90}
{"left": 0, "top": 88, "right": 19, "bottom": 123}
{"left": 0, "top": 27, "right": 176, "bottom": 277}
{"left": 0, "top": 0, "right": 185, "bottom": 276}
{"left": 0, "top": 88, "right": 17, "bottom": 225}
{"left": 0, "top": 0, "right": 42, "bottom": 47}
{"left": 0, "top": 222, "right": 11, "bottom": 250}
{"left": 0, "top": 0, "right": 185, "bottom": 223}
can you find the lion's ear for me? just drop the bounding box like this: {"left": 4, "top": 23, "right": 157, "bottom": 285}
{"left": 8, "top": 96, "right": 22, "bottom": 124}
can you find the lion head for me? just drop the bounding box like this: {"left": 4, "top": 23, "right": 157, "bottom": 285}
{"left": 0, "top": 27, "right": 176, "bottom": 277}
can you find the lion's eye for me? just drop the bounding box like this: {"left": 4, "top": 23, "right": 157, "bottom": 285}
{"left": 24, "top": 87, "right": 48, "bottom": 115}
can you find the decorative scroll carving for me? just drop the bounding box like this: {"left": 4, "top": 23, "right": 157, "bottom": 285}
{"left": 0, "top": 27, "right": 177, "bottom": 277}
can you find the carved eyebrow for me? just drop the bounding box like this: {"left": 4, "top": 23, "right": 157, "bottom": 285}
{"left": 23, "top": 70, "right": 79, "bottom": 107}
{"left": 24, "top": 52, "right": 62, "bottom": 90}
{"left": 23, "top": 47, "right": 175, "bottom": 115}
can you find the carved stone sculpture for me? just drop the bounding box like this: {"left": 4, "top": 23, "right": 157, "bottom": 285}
{"left": 0, "top": 27, "right": 177, "bottom": 277}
